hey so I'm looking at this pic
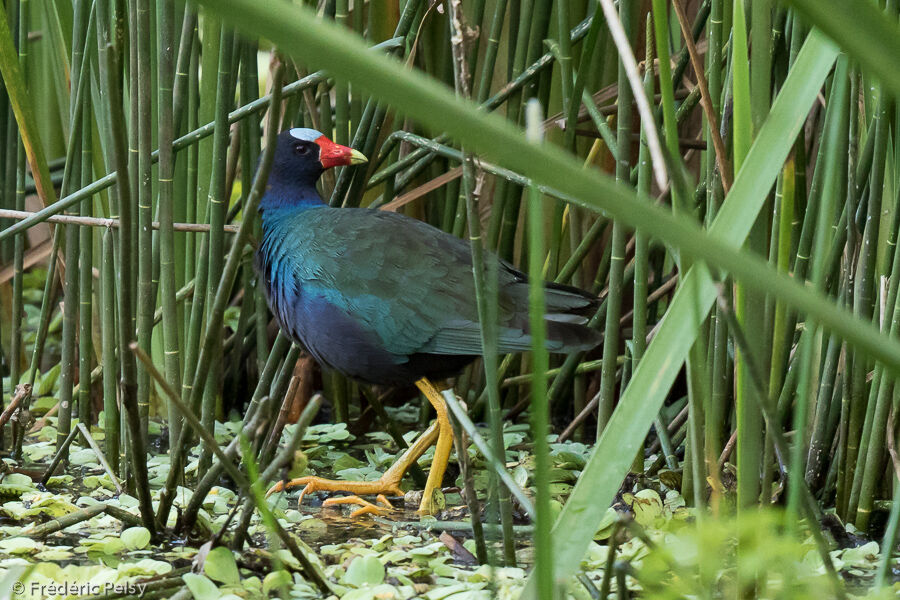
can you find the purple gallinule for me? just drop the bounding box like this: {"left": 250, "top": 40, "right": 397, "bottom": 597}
{"left": 259, "top": 128, "right": 601, "bottom": 514}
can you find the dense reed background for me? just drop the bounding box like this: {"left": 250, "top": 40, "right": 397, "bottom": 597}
{"left": 1, "top": 0, "right": 900, "bottom": 597}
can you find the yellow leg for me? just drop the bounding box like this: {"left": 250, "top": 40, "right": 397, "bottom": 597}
{"left": 415, "top": 377, "right": 454, "bottom": 515}
{"left": 265, "top": 377, "right": 453, "bottom": 517}
{"left": 265, "top": 420, "right": 439, "bottom": 506}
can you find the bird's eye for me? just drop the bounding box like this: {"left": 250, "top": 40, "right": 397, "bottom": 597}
{"left": 294, "top": 143, "right": 310, "bottom": 155}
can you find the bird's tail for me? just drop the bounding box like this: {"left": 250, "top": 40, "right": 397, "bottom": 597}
{"left": 542, "top": 281, "right": 602, "bottom": 352}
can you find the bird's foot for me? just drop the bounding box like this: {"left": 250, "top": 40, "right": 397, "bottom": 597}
{"left": 266, "top": 474, "right": 403, "bottom": 513}
{"left": 323, "top": 494, "right": 393, "bottom": 518}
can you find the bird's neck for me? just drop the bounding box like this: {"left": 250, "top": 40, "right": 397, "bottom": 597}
{"left": 259, "top": 179, "right": 327, "bottom": 217}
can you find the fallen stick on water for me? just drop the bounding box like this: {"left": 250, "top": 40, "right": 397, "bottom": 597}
{"left": 23, "top": 503, "right": 107, "bottom": 538}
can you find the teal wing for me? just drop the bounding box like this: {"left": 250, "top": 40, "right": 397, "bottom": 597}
{"left": 286, "top": 207, "right": 599, "bottom": 357}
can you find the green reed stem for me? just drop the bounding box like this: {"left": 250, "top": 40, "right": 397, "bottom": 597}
{"left": 454, "top": 65, "right": 517, "bottom": 576}
{"left": 729, "top": 0, "right": 764, "bottom": 514}
{"left": 78, "top": 97, "right": 93, "bottom": 427}
{"left": 805, "top": 327, "right": 842, "bottom": 489}
{"left": 100, "top": 228, "right": 120, "bottom": 473}
{"left": 198, "top": 26, "right": 235, "bottom": 476}
{"left": 56, "top": 182, "right": 81, "bottom": 459}
{"left": 232, "top": 39, "right": 259, "bottom": 395}
{"left": 524, "top": 99, "right": 553, "bottom": 599}
{"left": 134, "top": 0, "right": 154, "bottom": 444}
{"left": 7, "top": 0, "right": 25, "bottom": 456}
{"left": 598, "top": 0, "right": 633, "bottom": 436}
{"left": 172, "top": 10, "right": 196, "bottom": 134}
{"left": 852, "top": 74, "right": 899, "bottom": 528}
{"left": 855, "top": 277, "right": 900, "bottom": 528}
{"left": 157, "top": 0, "right": 182, "bottom": 445}
{"left": 475, "top": 0, "right": 507, "bottom": 104}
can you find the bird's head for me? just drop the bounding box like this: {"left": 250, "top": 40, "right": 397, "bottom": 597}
{"left": 270, "top": 128, "right": 368, "bottom": 188}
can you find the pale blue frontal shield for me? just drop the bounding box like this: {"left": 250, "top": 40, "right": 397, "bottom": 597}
{"left": 289, "top": 127, "right": 324, "bottom": 142}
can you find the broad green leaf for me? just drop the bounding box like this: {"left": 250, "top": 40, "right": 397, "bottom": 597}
{"left": 0, "top": 537, "right": 39, "bottom": 555}
{"left": 0, "top": 501, "right": 29, "bottom": 520}
{"left": 34, "top": 547, "right": 75, "bottom": 561}
{"left": 69, "top": 448, "right": 98, "bottom": 466}
{"left": 36, "top": 363, "right": 61, "bottom": 396}
{"left": 121, "top": 527, "right": 151, "bottom": 551}
{"left": 836, "top": 541, "right": 880, "bottom": 571}
{"left": 341, "top": 555, "right": 385, "bottom": 588}
{"left": 628, "top": 489, "right": 665, "bottom": 528}
{"left": 117, "top": 559, "right": 173, "bottom": 577}
{"left": 0, "top": 473, "right": 33, "bottom": 487}
{"left": 263, "top": 570, "right": 292, "bottom": 596}
{"left": 203, "top": 546, "right": 241, "bottom": 585}
{"left": 182, "top": 573, "right": 220, "bottom": 600}
{"left": 21, "top": 494, "right": 79, "bottom": 519}
{"left": 80, "top": 534, "right": 124, "bottom": 555}
{"left": 114, "top": 494, "right": 140, "bottom": 509}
